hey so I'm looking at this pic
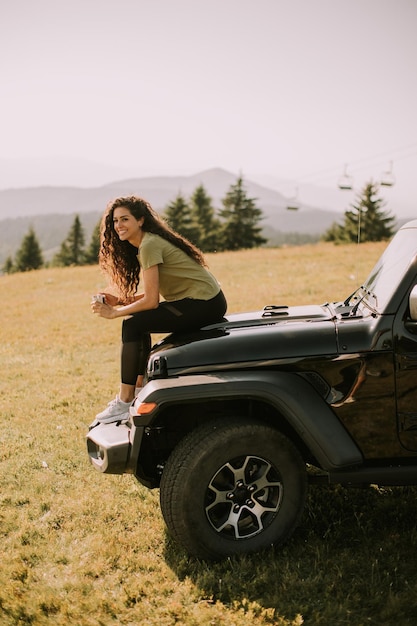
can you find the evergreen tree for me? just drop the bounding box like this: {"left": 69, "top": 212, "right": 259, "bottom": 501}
{"left": 14, "top": 227, "right": 44, "bottom": 272}
{"left": 190, "top": 185, "right": 221, "bottom": 252}
{"left": 84, "top": 221, "right": 101, "bottom": 264}
{"left": 219, "top": 176, "right": 266, "bottom": 250}
{"left": 53, "top": 214, "right": 86, "bottom": 266}
{"left": 323, "top": 181, "right": 396, "bottom": 243}
{"left": 2, "top": 255, "right": 14, "bottom": 274}
{"left": 164, "top": 193, "right": 200, "bottom": 244}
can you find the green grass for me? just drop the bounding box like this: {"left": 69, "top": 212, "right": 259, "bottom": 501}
{"left": 1, "top": 242, "right": 417, "bottom": 625}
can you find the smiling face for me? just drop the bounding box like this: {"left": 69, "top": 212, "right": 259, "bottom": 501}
{"left": 113, "top": 207, "right": 144, "bottom": 247}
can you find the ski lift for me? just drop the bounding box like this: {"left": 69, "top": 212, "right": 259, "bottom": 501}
{"left": 338, "top": 164, "right": 353, "bottom": 190}
{"left": 380, "top": 161, "right": 395, "bottom": 187}
{"left": 286, "top": 186, "right": 300, "bottom": 210}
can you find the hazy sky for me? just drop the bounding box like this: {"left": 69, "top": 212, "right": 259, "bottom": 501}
{"left": 2, "top": 0, "right": 417, "bottom": 200}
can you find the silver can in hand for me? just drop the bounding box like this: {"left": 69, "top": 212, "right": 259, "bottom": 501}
{"left": 91, "top": 294, "right": 105, "bottom": 303}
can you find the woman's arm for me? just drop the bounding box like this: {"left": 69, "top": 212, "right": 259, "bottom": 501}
{"left": 92, "top": 265, "right": 160, "bottom": 319}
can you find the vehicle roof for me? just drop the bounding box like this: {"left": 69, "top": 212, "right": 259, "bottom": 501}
{"left": 400, "top": 219, "right": 417, "bottom": 230}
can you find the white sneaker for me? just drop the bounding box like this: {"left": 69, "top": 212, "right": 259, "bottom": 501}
{"left": 95, "top": 395, "right": 131, "bottom": 424}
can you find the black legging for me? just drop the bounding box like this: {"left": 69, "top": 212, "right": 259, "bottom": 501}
{"left": 121, "top": 290, "right": 227, "bottom": 385}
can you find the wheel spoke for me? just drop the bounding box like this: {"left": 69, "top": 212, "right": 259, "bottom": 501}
{"left": 214, "top": 508, "right": 243, "bottom": 537}
{"left": 225, "top": 461, "right": 246, "bottom": 484}
{"left": 251, "top": 497, "right": 279, "bottom": 519}
{"left": 252, "top": 460, "right": 280, "bottom": 491}
{"left": 206, "top": 485, "right": 231, "bottom": 509}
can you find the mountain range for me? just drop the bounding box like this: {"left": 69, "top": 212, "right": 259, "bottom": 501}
{"left": 0, "top": 167, "right": 411, "bottom": 265}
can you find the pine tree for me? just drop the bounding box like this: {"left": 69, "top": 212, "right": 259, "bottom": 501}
{"left": 190, "top": 185, "right": 221, "bottom": 252}
{"left": 164, "top": 193, "right": 200, "bottom": 244}
{"left": 2, "top": 256, "right": 14, "bottom": 274}
{"left": 53, "top": 214, "right": 86, "bottom": 266}
{"left": 219, "top": 176, "right": 266, "bottom": 250}
{"left": 84, "top": 221, "right": 101, "bottom": 264}
{"left": 323, "top": 181, "right": 396, "bottom": 243}
{"left": 14, "top": 227, "right": 44, "bottom": 272}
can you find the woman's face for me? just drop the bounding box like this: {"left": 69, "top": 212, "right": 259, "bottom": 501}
{"left": 112, "top": 207, "right": 144, "bottom": 246}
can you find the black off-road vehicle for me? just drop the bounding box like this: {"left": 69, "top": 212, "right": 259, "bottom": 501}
{"left": 87, "top": 219, "right": 417, "bottom": 560}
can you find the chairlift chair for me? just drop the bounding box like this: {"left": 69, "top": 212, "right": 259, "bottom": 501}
{"left": 286, "top": 202, "right": 300, "bottom": 211}
{"left": 286, "top": 186, "right": 300, "bottom": 210}
{"left": 338, "top": 164, "right": 353, "bottom": 190}
{"left": 380, "top": 161, "right": 395, "bottom": 187}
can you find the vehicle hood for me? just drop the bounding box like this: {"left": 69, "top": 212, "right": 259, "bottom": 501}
{"left": 148, "top": 303, "right": 338, "bottom": 376}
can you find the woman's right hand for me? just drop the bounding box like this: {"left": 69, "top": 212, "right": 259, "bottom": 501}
{"left": 102, "top": 293, "right": 145, "bottom": 306}
{"left": 102, "top": 293, "right": 119, "bottom": 306}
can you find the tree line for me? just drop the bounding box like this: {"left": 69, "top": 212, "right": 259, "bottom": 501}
{"left": 3, "top": 176, "right": 266, "bottom": 273}
{"left": 2, "top": 177, "right": 396, "bottom": 274}
{"left": 2, "top": 217, "right": 100, "bottom": 274}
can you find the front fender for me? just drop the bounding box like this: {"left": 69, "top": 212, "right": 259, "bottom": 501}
{"left": 132, "top": 372, "right": 363, "bottom": 471}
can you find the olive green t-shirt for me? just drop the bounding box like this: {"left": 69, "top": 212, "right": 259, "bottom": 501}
{"left": 137, "top": 232, "right": 220, "bottom": 302}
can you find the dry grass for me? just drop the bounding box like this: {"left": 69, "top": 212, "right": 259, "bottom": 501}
{"left": 1, "top": 241, "right": 416, "bottom": 625}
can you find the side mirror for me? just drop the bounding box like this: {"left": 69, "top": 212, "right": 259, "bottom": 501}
{"left": 409, "top": 285, "right": 417, "bottom": 321}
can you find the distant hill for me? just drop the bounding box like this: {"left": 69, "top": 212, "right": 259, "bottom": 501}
{"left": 0, "top": 167, "right": 326, "bottom": 218}
{"left": 0, "top": 168, "right": 409, "bottom": 265}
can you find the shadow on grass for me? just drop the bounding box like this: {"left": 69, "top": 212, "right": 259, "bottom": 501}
{"left": 164, "top": 485, "right": 417, "bottom": 625}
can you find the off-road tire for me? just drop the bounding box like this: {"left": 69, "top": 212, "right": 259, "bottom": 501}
{"left": 159, "top": 417, "right": 307, "bottom": 560}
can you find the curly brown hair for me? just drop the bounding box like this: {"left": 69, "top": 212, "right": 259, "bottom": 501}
{"left": 99, "top": 196, "right": 206, "bottom": 299}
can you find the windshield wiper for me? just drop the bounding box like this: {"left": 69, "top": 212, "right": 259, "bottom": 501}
{"left": 343, "top": 287, "right": 361, "bottom": 307}
{"left": 351, "top": 294, "right": 366, "bottom": 316}
{"left": 338, "top": 286, "right": 378, "bottom": 317}
{"left": 351, "top": 287, "right": 378, "bottom": 316}
{"left": 333, "top": 286, "right": 364, "bottom": 316}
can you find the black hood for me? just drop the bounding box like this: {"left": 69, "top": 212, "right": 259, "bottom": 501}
{"left": 148, "top": 304, "right": 338, "bottom": 376}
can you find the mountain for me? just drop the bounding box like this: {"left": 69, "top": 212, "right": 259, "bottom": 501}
{"left": 0, "top": 166, "right": 339, "bottom": 223}
{"left": 0, "top": 168, "right": 295, "bottom": 217}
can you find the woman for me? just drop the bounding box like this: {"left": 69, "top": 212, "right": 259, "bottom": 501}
{"left": 91, "top": 195, "right": 227, "bottom": 424}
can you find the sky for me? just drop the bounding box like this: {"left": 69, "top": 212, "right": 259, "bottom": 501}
{"left": 1, "top": 0, "right": 417, "bottom": 213}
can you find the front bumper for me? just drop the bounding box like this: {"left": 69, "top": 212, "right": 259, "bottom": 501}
{"left": 86, "top": 422, "right": 131, "bottom": 474}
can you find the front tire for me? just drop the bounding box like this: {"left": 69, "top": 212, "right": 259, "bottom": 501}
{"left": 160, "top": 418, "right": 307, "bottom": 560}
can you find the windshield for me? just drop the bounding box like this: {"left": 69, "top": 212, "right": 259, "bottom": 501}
{"left": 362, "top": 223, "right": 417, "bottom": 313}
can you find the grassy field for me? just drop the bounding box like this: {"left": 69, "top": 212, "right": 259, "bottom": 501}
{"left": 1, "top": 241, "right": 417, "bottom": 625}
